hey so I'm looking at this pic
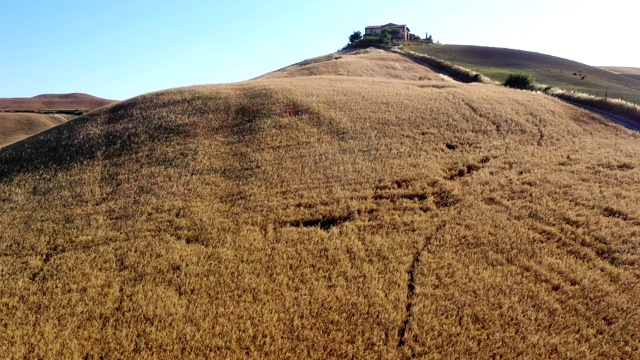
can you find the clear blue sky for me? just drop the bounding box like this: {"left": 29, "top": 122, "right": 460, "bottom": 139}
{"left": 1, "top": 0, "right": 636, "bottom": 100}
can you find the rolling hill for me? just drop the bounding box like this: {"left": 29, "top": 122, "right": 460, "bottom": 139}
{"left": 0, "top": 113, "right": 67, "bottom": 148}
{"left": 0, "top": 93, "right": 116, "bottom": 148}
{"left": 0, "top": 93, "right": 115, "bottom": 111}
{"left": 1, "top": 49, "right": 639, "bottom": 358}
{"left": 601, "top": 66, "right": 640, "bottom": 81}
{"left": 407, "top": 44, "right": 640, "bottom": 104}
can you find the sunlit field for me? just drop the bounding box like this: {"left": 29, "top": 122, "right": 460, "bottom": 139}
{"left": 1, "top": 50, "right": 638, "bottom": 358}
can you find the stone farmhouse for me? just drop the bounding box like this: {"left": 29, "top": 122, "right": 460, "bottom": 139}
{"left": 364, "top": 23, "right": 411, "bottom": 41}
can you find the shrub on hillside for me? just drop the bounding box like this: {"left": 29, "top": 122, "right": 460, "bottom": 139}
{"left": 359, "top": 35, "right": 384, "bottom": 47}
{"left": 504, "top": 73, "right": 535, "bottom": 90}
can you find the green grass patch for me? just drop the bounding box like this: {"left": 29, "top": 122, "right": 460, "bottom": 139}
{"left": 407, "top": 44, "right": 640, "bottom": 104}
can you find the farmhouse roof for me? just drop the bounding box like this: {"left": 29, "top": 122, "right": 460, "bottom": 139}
{"left": 365, "top": 23, "right": 409, "bottom": 29}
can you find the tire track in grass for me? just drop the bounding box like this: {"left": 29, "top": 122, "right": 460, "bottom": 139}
{"left": 397, "top": 223, "right": 445, "bottom": 357}
{"left": 397, "top": 161, "right": 485, "bottom": 356}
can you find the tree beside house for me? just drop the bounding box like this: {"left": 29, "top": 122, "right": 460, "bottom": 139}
{"left": 343, "top": 23, "right": 434, "bottom": 50}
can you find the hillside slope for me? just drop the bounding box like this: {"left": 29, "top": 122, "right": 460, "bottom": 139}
{"left": 1, "top": 49, "right": 639, "bottom": 358}
{"left": 408, "top": 44, "right": 640, "bottom": 103}
{"left": 601, "top": 66, "right": 640, "bottom": 81}
{"left": 0, "top": 113, "right": 67, "bottom": 147}
{"left": 0, "top": 93, "right": 117, "bottom": 147}
{"left": 259, "top": 49, "right": 451, "bottom": 81}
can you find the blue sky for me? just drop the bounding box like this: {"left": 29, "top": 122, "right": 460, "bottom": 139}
{"left": 1, "top": 0, "right": 636, "bottom": 100}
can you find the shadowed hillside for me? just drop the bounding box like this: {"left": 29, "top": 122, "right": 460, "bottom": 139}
{"left": 1, "top": 49, "right": 639, "bottom": 358}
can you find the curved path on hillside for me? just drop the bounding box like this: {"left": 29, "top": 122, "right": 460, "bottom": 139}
{"left": 561, "top": 100, "right": 640, "bottom": 132}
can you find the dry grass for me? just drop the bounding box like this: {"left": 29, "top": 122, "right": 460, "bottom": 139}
{"left": 1, "top": 50, "right": 639, "bottom": 358}
{"left": 0, "top": 113, "right": 67, "bottom": 148}
{"left": 260, "top": 48, "right": 451, "bottom": 82}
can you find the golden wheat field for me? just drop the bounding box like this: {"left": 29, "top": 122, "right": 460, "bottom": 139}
{"left": 1, "top": 49, "right": 639, "bottom": 358}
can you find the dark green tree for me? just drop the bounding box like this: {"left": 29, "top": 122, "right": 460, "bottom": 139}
{"left": 379, "top": 29, "right": 393, "bottom": 46}
{"left": 388, "top": 28, "right": 402, "bottom": 40}
{"left": 349, "top": 31, "right": 362, "bottom": 45}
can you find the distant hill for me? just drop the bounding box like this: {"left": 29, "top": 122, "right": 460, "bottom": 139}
{"left": 0, "top": 93, "right": 116, "bottom": 111}
{"left": 0, "top": 93, "right": 116, "bottom": 147}
{"left": 1, "top": 49, "right": 639, "bottom": 358}
{"left": 406, "top": 44, "right": 640, "bottom": 103}
{"left": 600, "top": 66, "right": 640, "bottom": 81}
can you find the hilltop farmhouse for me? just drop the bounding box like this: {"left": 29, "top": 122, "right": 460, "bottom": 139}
{"left": 365, "top": 23, "right": 411, "bottom": 41}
